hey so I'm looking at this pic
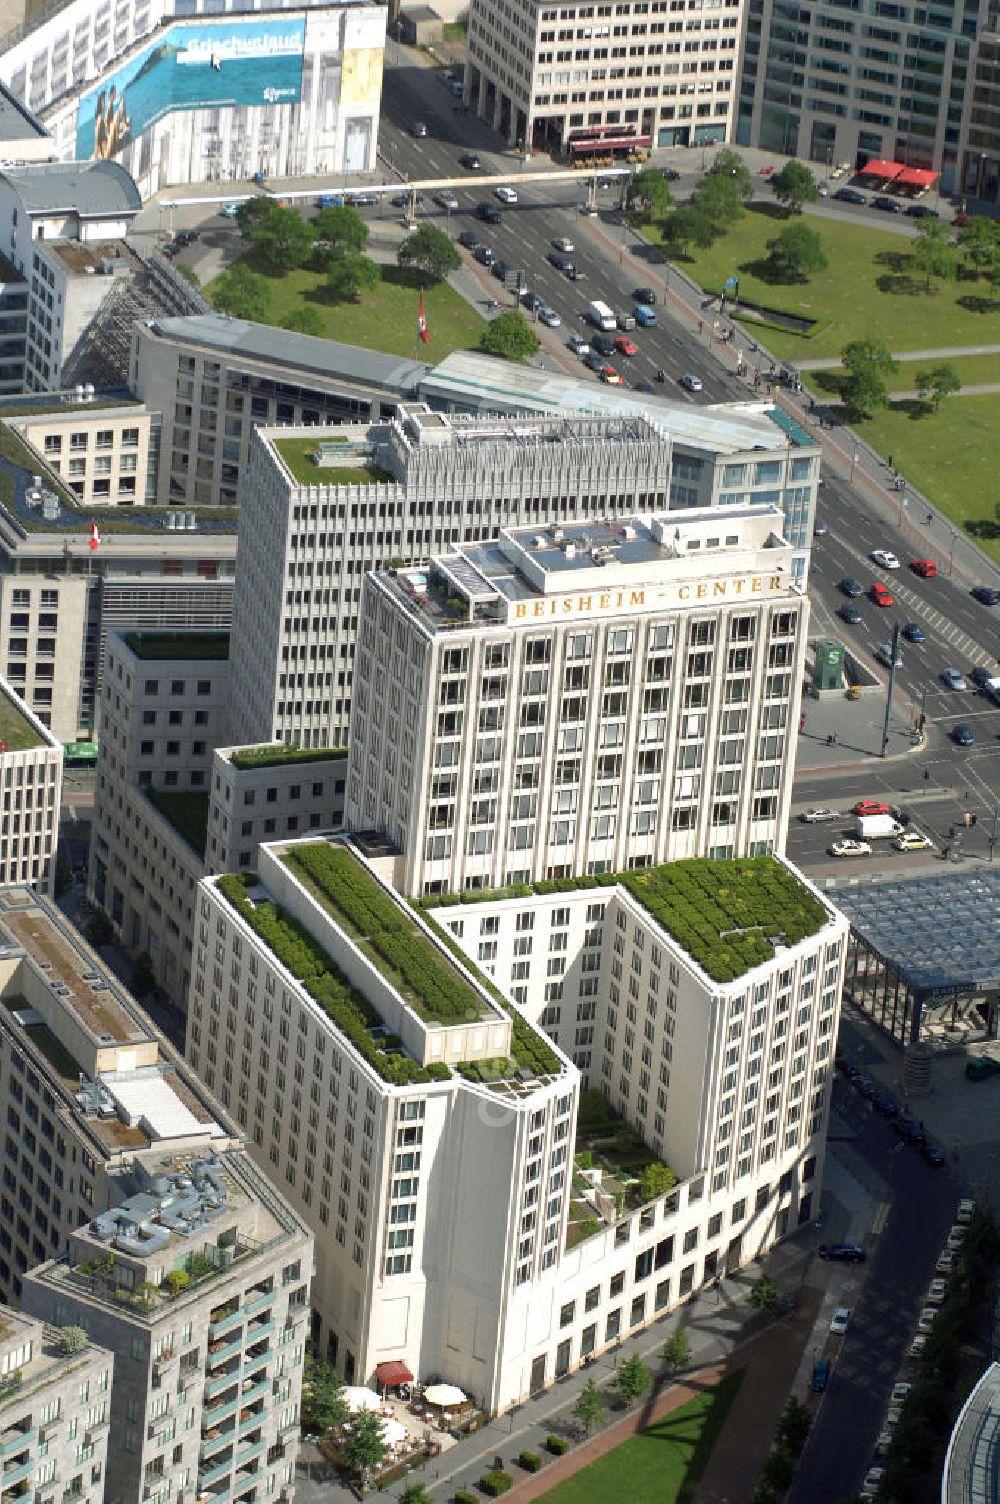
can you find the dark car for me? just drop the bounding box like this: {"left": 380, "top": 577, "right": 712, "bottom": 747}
{"left": 548, "top": 251, "right": 575, "bottom": 273}
{"left": 345, "top": 192, "right": 377, "bottom": 207}
{"left": 476, "top": 202, "right": 502, "bottom": 224}
{"left": 839, "top": 603, "right": 863, "bottom": 624}
{"left": 811, "top": 1358, "right": 831, "bottom": 1392}
{"left": 391, "top": 191, "right": 423, "bottom": 208}
{"left": 460, "top": 152, "right": 482, "bottom": 170}
{"left": 458, "top": 229, "right": 479, "bottom": 250}
{"left": 896, "top": 1117, "right": 926, "bottom": 1143}
{"left": 971, "top": 665, "right": 995, "bottom": 689}
{"left": 921, "top": 1142, "right": 945, "bottom": 1167}
{"left": 840, "top": 576, "right": 864, "bottom": 598}
{"left": 411, "top": 121, "right": 428, "bottom": 138}
{"left": 175, "top": 230, "right": 198, "bottom": 248}
{"left": 873, "top": 1095, "right": 899, "bottom": 1118}
{"left": 634, "top": 286, "right": 656, "bottom": 305}
{"left": 952, "top": 723, "right": 975, "bottom": 746}
{"left": 474, "top": 245, "right": 495, "bottom": 267}
{"left": 834, "top": 187, "right": 867, "bottom": 205}
{"left": 491, "top": 260, "right": 509, "bottom": 281}
{"left": 584, "top": 350, "right": 605, "bottom": 372}
{"left": 902, "top": 622, "right": 925, "bottom": 643}
{"left": 819, "top": 1243, "right": 867, "bottom": 1263}
{"left": 906, "top": 204, "right": 939, "bottom": 218}
{"left": 592, "top": 334, "right": 616, "bottom": 357}
{"left": 873, "top": 194, "right": 903, "bottom": 212}
{"left": 972, "top": 585, "right": 1000, "bottom": 605}
{"left": 662, "top": 167, "right": 681, "bottom": 181}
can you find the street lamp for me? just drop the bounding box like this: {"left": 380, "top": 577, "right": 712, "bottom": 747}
{"left": 850, "top": 450, "right": 860, "bottom": 483}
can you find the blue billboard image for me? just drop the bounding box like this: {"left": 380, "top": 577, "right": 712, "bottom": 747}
{"left": 76, "top": 18, "right": 307, "bottom": 160}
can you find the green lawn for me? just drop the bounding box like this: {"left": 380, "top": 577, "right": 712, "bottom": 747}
{"left": 855, "top": 394, "right": 1000, "bottom": 565}
{"left": 654, "top": 204, "right": 1000, "bottom": 360}
{"left": 809, "top": 352, "right": 1000, "bottom": 394}
{"left": 538, "top": 1373, "right": 744, "bottom": 1504}
{"left": 146, "top": 790, "right": 211, "bottom": 858}
{"left": 206, "top": 260, "right": 484, "bottom": 360}
{"left": 272, "top": 437, "right": 394, "bottom": 488}
{"left": 0, "top": 693, "right": 44, "bottom": 749}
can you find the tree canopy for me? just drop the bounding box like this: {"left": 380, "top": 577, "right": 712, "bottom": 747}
{"left": 614, "top": 1355, "right": 652, "bottom": 1404}
{"left": 339, "top": 1407, "right": 385, "bottom": 1480}
{"left": 313, "top": 204, "right": 370, "bottom": 253}
{"left": 574, "top": 1377, "right": 606, "bottom": 1434}
{"left": 300, "top": 1355, "right": 349, "bottom": 1434}
{"left": 771, "top": 159, "right": 820, "bottom": 213}
{"left": 397, "top": 223, "right": 462, "bottom": 282}
{"left": 625, "top": 167, "right": 673, "bottom": 222}
{"left": 914, "top": 362, "right": 960, "bottom": 410}
{"left": 706, "top": 148, "right": 753, "bottom": 201}
{"left": 211, "top": 263, "right": 270, "bottom": 322}
{"left": 765, "top": 221, "right": 828, "bottom": 282}
{"left": 325, "top": 251, "right": 380, "bottom": 302}
{"left": 911, "top": 218, "right": 955, "bottom": 291}
{"left": 478, "top": 309, "right": 540, "bottom": 361}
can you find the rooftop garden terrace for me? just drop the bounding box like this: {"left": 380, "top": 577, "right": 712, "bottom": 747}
{"left": 282, "top": 843, "right": 491, "bottom": 1027}
{"left": 229, "top": 743, "right": 346, "bottom": 771}
{"left": 274, "top": 437, "right": 394, "bottom": 489}
{"left": 216, "top": 871, "right": 449, "bottom": 1087}
{"left": 122, "top": 631, "right": 230, "bottom": 660}
{"left": 565, "top": 1091, "right": 676, "bottom": 1249}
{"left": 421, "top": 857, "right": 828, "bottom": 984}
{"left": 0, "top": 686, "right": 45, "bottom": 750}
{"left": 146, "top": 789, "right": 210, "bottom": 859}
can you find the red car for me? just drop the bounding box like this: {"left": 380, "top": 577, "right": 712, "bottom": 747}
{"left": 910, "top": 558, "right": 938, "bottom": 577}
{"left": 854, "top": 800, "right": 891, "bottom": 817}
{"left": 871, "top": 582, "right": 894, "bottom": 607}
{"left": 615, "top": 335, "right": 638, "bottom": 357}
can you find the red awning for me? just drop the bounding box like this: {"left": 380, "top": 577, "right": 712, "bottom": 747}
{"left": 857, "top": 159, "right": 903, "bottom": 179}
{"left": 375, "top": 1361, "right": 414, "bottom": 1386}
{"left": 895, "top": 166, "right": 938, "bottom": 187}
{"left": 570, "top": 135, "right": 652, "bottom": 152}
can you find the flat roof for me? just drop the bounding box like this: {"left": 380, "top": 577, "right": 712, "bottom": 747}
{"left": 420, "top": 351, "right": 810, "bottom": 455}
{"left": 0, "top": 674, "right": 52, "bottom": 750}
{"left": 836, "top": 871, "right": 1000, "bottom": 997}
{"left": 147, "top": 314, "right": 430, "bottom": 396}
{"left": 47, "top": 240, "right": 143, "bottom": 276}
{"left": 0, "top": 160, "right": 141, "bottom": 216}
{"left": 121, "top": 630, "right": 230, "bottom": 660}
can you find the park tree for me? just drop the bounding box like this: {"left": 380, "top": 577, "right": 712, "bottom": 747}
{"left": 771, "top": 159, "right": 820, "bottom": 213}
{"left": 911, "top": 218, "right": 955, "bottom": 291}
{"left": 661, "top": 1329, "right": 691, "bottom": 1373}
{"left": 211, "top": 263, "right": 270, "bottom": 321}
{"left": 707, "top": 147, "right": 753, "bottom": 201}
{"left": 840, "top": 337, "right": 897, "bottom": 418}
{"left": 339, "top": 1407, "right": 385, "bottom": 1481}
{"left": 84, "top": 910, "right": 113, "bottom": 947}
{"left": 614, "top": 1355, "right": 652, "bottom": 1405}
{"left": 765, "top": 221, "right": 828, "bottom": 282}
{"left": 776, "top": 1396, "right": 812, "bottom": 1457}
{"left": 692, "top": 171, "right": 746, "bottom": 232}
{"left": 638, "top": 1161, "right": 677, "bottom": 1203}
{"left": 325, "top": 251, "right": 380, "bottom": 302}
{"left": 625, "top": 167, "right": 673, "bottom": 223}
{"left": 914, "top": 362, "right": 961, "bottom": 410}
{"left": 958, "top": 215, "right": 1000, "bottom": 278}
{"left": 758, "top": 1444, "right": 796, "bottom": 1492}
{"left": 661, "top": 204, "right": 715, "bottom": 256}
{"left": 749, "top": 1271, "right": 779, "bottom": 1312}
{"left": 397, "top": 223, "right": 462, "bottom": 282}
{"left": 280, "top": 307, "right": 323, "bottom": 337}
{"left": 313, "top": 204, "right": 369, "bottom": 253}
{"left": 478, "top": 308, "right": 540, "bottom": 361}
{"left": 131, "top": 951, "right": 155, "bottom": 998}
{"left": 398, "top": 1486, "right": 434, "bottom": 1504}
{"left": 300, "top": 1355, "right": 349, "bottom": 1434}
{"left": 246, "top": 203, "right": 315, "bottom": 273}
{"left": 234, "top": 194, "right": 273, "bottom": 235}
{"left": 575, "top": 1378, "right": 606, "bottom": 1433}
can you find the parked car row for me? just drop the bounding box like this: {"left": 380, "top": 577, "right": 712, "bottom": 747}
{"left": 834, "top": 1057, "right": 945, "bottom": 1163}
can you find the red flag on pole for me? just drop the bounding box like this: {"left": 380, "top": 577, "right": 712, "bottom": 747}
{"left": 417, "top": 292, "right": 430, "bottom": 344}
{"left": 89, "top": 521, "right": 101, "bottom": 552}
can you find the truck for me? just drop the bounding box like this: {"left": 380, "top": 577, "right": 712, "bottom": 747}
{"left": 587, "top": 299, "right": 617, "bottom": 331}
{"left": 855, "top": 814, "right": 905, "bottom": 840}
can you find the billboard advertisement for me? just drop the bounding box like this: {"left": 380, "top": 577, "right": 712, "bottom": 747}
{"left": 76, "top": 18, "right": 307, "bottom": 160}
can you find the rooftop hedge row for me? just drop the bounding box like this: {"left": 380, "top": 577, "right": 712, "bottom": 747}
{"left": 284, "top": 844, "right": 489, "bottom": 1026}
{"left": 216, "top": 873, "right": 443, "bottom": 1087}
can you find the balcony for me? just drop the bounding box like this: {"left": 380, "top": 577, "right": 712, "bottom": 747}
{"left": 204, "top": 1366, "right": 241, "bottom": 1403}
{"left": 240, "top": 1293, "right": 273, "bottom": 1322}
{"left": 206, "top": 1333, "right": 244, "bottom": 1370}
{"left": 200, "top": 1422, "right": 235, "bottom": 1460}
{"left": 0, "top": 1431, "right": 35, "bottom": 1460}
{"left": 1, "top": 1457, "right": 36, "bottom": 1489}
{"left": 198, "top": 1453, "right": 234, "bottom": 1488}
{"left": 208, "top": 1305, "right": 244, "bottom": 1340}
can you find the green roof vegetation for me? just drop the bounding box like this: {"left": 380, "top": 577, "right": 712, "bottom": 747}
{"left": 122, "top": 632, "right": 230, "bottom": 661}
{"left": 229, "top": 743, "right": 346, "bottom": 771}
{"left": 146, "top": 789, "right": 210, "bottom": 859}
{"left": 283, "top": 843, "right": 490, "bottom": 1026}
{"left": 0, "top": 686, "right": 44, "bottom": 750}
{"left": 274, "top": 438, "right": 394, "bottom": 489}
{"left": 216, "top": 872, "right": 449, "bottom": 1087}
{"left": 422, "top": 857, "right": 828, "bottom": 984}
{"left": 565, "top": 1091, "right": 676, "bottom": 1243}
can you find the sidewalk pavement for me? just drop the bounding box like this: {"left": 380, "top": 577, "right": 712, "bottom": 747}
{"left": 797, "top": 343, "right": 1000, "bottom": 370}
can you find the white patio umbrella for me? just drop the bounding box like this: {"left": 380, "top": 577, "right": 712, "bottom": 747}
{"left": 343, "top": 1385, "right": 382, "bottom": 1413}
{"left": 381, "top": 1417, "right": 407, "bottom": 1446}
{"left": 423, "top": 1383, "right": 467, "bottom": 1407}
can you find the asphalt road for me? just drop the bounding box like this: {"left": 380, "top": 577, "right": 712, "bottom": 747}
{"left": 789, "top": 1018, "right": 965, "bottom": 1502}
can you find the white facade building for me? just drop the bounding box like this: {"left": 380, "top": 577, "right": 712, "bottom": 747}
{"left": 346, "top": 508, "right": 807, "bottom": 897}
{"left": 187, "top": 834, "right": 845, "bottom": 1411}
{"left": 465, "top": 0, "right": 744, "bottom": 151}
{"left": 0, "top": 673, "right": 62, "bottom": 891}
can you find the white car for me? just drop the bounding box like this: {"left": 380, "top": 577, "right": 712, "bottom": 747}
{"left": 830, "top": 1306, "right": 851, "bottom": 1335}
{"left": 875, "top": 642, "right": 903, "bottom": 668}
{"left": 874, "top": 1430, "right": 893, "bottom": 1457}
{"left": 434, "top": 190, "right": 459, "bottom": 210}
{"left": 539, "top": 307, "right": 561, "bottom": 327}
{"left": 894, "top": 831, "right": 933, "bottom": 852}
{"left": 552, "top": 236, "right": 575, "bottom": 253}
{"left": 831, "top": 838, "right": 872, "bottom": 858}
{"left": 801, "top": 807, "right": 838, "bottom": 823}
{"left": 909, "top": 1333, "right": 927, "bottom": 1358}
{"left": 936, "top": 1250, "right": 955, "bottom": 1273}
{"left": 862, "top": 1466, "right": 884, "bottom": 1498}
{"left": 890, "top": 1382, "right": 912, "bottom": 1406}
{"left": 917, "top": 1306, "right": 938, "bottom": 1332}
{"left": 494, "top": 186, "right": 518, "bottom": 204}
{"left": 569, "top": 334, "right": 590, "bottom": 356}
{"left": 947, "top": 1224, "right": 966, "bottom": 1250}
{"left": 958, "top": 1199, "right": 976, "bottom": 1224}
{"left": 679, "top": 373, "right": 703, "bottom": 392}
{"left": 871, "top": 549, "right": 900, "bottom": 569}
{"left": 926, "top": 1279, "right": 947, "bottom": 1304}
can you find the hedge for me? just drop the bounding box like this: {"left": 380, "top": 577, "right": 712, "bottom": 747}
{"left": 479, "top": 1472, "right": 513, "bottom": 1497}
{"left": 285, "top": 844, "right": 489, "bottom": 1025}
{"left": 518, "top": 1451, "right": 542, "bottom": 1472}
{"left": 216, "top": 873, "right": 444, "bottom": 1085}
{"left": 229, "top": 743, "right": 346, "bottom": 770}
{"left": 545, "top": 1435, "right": 570, "bottom": 1455}
{"left": 454, "top": 1492, "right": 478, "bottom": 1504}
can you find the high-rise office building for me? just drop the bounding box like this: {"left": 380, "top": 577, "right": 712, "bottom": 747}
{"left": 345, "top": 507, "right": 807, "bottom": 896}
{"left": 0, "top": 675, "right": 62, "bottom": 892}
